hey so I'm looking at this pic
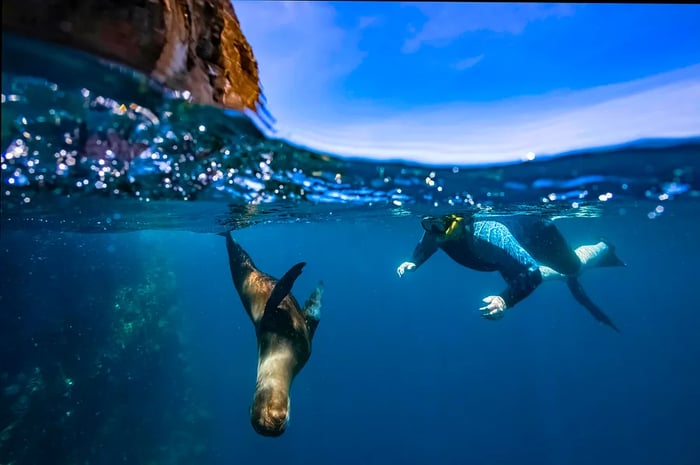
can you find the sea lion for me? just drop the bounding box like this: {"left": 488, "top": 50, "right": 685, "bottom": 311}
{"left": 220, "top": 232, "right": 322, "bottom": 437}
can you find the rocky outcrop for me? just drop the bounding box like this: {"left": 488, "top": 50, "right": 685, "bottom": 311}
{"left": 2, "top": 0, "right": 262, "bottom": 112}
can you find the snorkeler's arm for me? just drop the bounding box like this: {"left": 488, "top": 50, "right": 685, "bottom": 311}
{"left": 411, "top": 232, "right": 440, "bottom": 268}
{"left": 472, "top": 221, "right": 543, "bottom": 317}
{"left": 480, "top": 267, "right": 543, "bottom": 319}
{"left": 411, "top": 233, "right": 438, "bottom": 268}
{"left": 397, "top": 232, "right": 439, "bottom": 277}
{"left": 498, "top": 267, "right": 543, "bottom": 309}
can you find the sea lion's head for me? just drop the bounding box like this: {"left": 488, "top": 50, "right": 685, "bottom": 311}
{"left": 250, "top": 386, "right": 291, "bottom": 437}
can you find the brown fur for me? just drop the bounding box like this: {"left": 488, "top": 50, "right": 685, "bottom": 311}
{"left": 223, "top": 235, "right": 316, "bottom": 437}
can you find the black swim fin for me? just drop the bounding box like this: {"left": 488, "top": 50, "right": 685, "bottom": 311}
{"left": 566, "top": 277, "right": 621, "bottom": 333}
{"left": 265, "top": 262, "right": 306, "bottom": 313}
{"left": 596, "top": 239, "right": 627, "bottom": 267}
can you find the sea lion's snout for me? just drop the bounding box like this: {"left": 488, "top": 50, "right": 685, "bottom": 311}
{"left": 251, "top": 388, "right": 290, "bottom": 437}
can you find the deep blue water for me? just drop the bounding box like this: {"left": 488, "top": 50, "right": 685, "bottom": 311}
{"left": 159, "top": 210, "right": 700, "bottom": 465}
{"left": 3, "top": 204, "right": 700, "bottom": 464}
{"left": 2, "top": 30, "right": 700, "bottom": 465}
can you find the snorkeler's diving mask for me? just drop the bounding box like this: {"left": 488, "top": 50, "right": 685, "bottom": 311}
{"left": 421, "top": 214, "right": 465, "bottom": 238}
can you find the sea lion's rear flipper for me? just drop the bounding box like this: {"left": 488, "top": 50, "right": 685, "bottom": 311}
{"left": 302, "top": 281, "right": 324, "bottom": 338}
{"left": 566, "top": 277, "right": 621, "bottom": 333}
{"left": 220, "top": 231, "right": 257, "bottom": 284}
{"left": 265, "top": 262, "right": 306, "bottom": 313}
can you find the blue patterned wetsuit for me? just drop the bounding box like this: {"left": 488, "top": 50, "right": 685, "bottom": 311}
{"left": 409, "top": 220, "right": 544, "bottom": 308}
{"left": 407, "top": 215, "right": 623, "bottom": 331}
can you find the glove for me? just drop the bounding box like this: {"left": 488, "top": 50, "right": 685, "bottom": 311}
{"left": 479, "top": 295, "right": 507, "bottom": 320}
{"left": 396, "top": 261, "right": 416, "bottom": 277}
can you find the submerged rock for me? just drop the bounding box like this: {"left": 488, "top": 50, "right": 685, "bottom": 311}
{"left": 2, "top": 0, "right": 262, "bottom": 112}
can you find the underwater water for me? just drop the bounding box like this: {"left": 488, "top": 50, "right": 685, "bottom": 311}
{"left": 2, "top": 34, "right": 700, "bottom": 465}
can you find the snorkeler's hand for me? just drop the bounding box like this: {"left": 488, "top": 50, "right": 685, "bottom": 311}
{"left": 479, "top": 296, "right": 507, "bottom": 320}
{"left": 396, "top": 261, "right": 417, "bottom": 277}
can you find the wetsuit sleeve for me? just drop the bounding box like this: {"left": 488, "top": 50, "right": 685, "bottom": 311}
{"left": 410, "top": 232, "right": 439, "bottom": 268}
{"left": 471, "top": 220, "right": 543, "bottom": 309}
{"left": 498, "top": 266, "right": 543, "bottom": 309}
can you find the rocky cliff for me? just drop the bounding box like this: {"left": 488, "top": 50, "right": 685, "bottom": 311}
{"left": 2, "top": 0, "right": 262, "bottom": 113}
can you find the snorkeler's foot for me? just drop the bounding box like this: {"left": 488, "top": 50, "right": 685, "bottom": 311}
{"left": 575, "top": 241, "right": 626, "bottom": 268}
{"left": 596, "top": 238, "right": 626, "bottom": 267}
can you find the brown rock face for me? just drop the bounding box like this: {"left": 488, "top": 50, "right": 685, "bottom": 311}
{"left": 2, "top": 0, "right": 262, "bottom": 113}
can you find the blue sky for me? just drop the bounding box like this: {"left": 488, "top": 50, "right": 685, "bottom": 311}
{"left": 234, "top": 2, "right": 700, "bottom": 165}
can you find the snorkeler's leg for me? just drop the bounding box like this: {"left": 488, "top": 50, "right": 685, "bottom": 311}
{"left": 540, "top": 241, "right": 624, "bottom": 279}
{"left": 476, "top": 220, "right": 623, "bottom": 330}
{"left": 518, "top": 218, "right": 582, "bottom": 275}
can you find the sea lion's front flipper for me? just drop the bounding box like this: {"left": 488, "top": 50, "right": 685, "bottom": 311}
{"left": 302, "top": 281, "right": 324, "bottom": 338}
{"left": 265, "top": 262, "right": 306, "bottom": 313}
{"left": 566, "top": 277, "right": 621, "bottom": 333}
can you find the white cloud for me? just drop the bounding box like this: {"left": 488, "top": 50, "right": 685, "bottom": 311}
{"left": 233, "top": 1, "right": 366, "bottom": 122}
{"left": 402, "top": 3, "right": 575, "bottom": 53}
{"left": 265, "top": 64, "right": 700, "bottom": 166}
{"left": 453, "top": 54, "right": 484, "bottom": 71}
{"left": 233, "top": 2, "right": 699, "bottom": 166}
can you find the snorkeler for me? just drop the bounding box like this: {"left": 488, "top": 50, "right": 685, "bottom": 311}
{"left": 396, "top": 213, "right": 625, "bottom": 332}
